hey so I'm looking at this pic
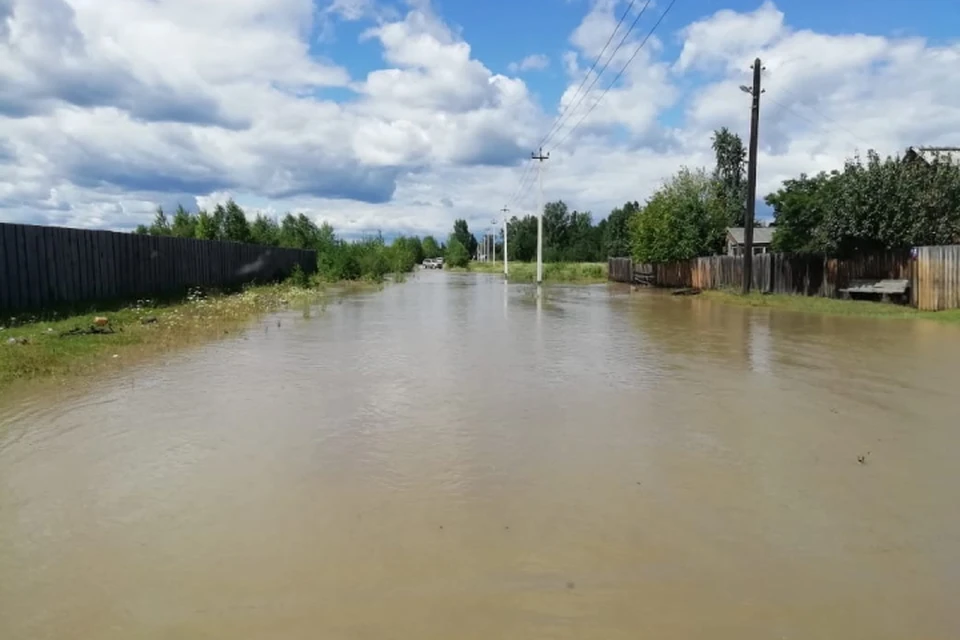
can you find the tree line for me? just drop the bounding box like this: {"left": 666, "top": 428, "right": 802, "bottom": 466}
{"left": 623, "top": 129, "right": 960, "bottom": 263}
{"left": 135, "top": 201, "right": 445, "bottom": 281}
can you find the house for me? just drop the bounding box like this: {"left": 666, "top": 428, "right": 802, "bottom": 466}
{"left": 903, "top": 146, "right": 960, "bottom": 166}
{"left": 726, "top": 227, "right": 774, "bottom": 257}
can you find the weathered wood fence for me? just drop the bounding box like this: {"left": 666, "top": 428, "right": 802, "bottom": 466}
{"left": 610, "top": 246, "right": 960, "bottom": 311}
{"left": 0, "top": 222, "right": 317, "bottom": 313}
{"left": 914, "top": 245, "right": 960, "bottom": 311}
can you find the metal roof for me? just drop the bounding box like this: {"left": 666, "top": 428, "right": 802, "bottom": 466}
{"left": 727, "top": 227, "right": 774, "bottom": 245}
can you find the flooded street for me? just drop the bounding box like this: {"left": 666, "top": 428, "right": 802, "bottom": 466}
{"left": 2, "top": 271, "right": 959, "bottom": 639}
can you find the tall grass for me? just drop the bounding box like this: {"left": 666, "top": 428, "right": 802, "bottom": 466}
{"left": 0, "top": 278, "right": 379, "bottom": 391}
{"left": 702, "top": 290, "right": 960, "bottom": 324}
{"left": 453, "top": 261, "right": 608, "bottom": 283}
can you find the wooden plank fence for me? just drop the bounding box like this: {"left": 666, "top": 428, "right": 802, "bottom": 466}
{"left": 608, "top": 247, "right": 960, "bottom": 311}
{"left": 914, "top": 245, "right": 960, "bottom": 311}
{"left": 0, "top": 223, "right": 316, "bottom": 313}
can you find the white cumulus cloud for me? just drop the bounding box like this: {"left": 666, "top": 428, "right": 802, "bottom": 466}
{"left": 0, "top": 0, "right": 957, "bottom": 237}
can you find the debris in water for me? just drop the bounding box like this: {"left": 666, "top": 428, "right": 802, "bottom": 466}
{"left": 566, "top": 581, "right": 576, "bottom": 590}
{"left": 672, "top": 288, "right": 702, "bottom": 296}
{"left": 857, "top": 452, "right": 871, "bottom": 464}
{"left": 112, "top": 354, "right": 119, "bottom": 359}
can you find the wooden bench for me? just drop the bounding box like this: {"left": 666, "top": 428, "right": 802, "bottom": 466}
{"left": 838, "top": 279, "right": 910, "bottom": 303}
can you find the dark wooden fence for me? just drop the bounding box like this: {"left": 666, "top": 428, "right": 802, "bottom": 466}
{"left": 0, "top": 223, "right": 316, "bottom": 313}
{"left": 607, "top": 249, "right": 960, "bottom": 309}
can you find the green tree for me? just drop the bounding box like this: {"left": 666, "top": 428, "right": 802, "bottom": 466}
{"left": 279, "top": 213, "right": 320, "bottom": 249}
{"left": 629, "top": 167, "right": 726, "bottom": 263}
{"left": 250, "top": 213, "right": 280, "bottom": 246}
{"left": 422, "top": 235, "right": 441, "bottom": 259}
{"left": 565, "top": 210, "right": 600, "bottom": 262}
{"left": 603, "top": 201, "right": 637, "bottom": 258}
{"left": 451, "top": 219, "right": 478, "bottom": 258}
{"left": 445, "top": 237, "right": 470, "bottom": 267}
{"left": 506, "top": 215, "right": 538, "bottom": 262}
{"left": 767, "top": 150, "right": 960, "bottom": 256}
{"left": 711, "top": 127, "right": 747, "bottom": 226}
{"left": 542, "top": 200, "right": 570, "bottom": 261}
{"left": 767, "top": 172, "right": 836, "bottom": 254}
{"left": 222, "top": 200, "right": 251, "bottom": 243}
{"left": 195, "top": 209, "right": 218, "bottom": 240}
{"left": 171, "top": 204, "right": 197, "bottom": 238}
{"left": 149, "top": 206, "right": 171, "bottom": 236}
{"left": 134, "top": 224, "right": 149, "bottom": 235}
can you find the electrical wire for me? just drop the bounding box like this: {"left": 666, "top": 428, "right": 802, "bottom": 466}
{"left": 765, "top": 93, "right": 870, "bottom": 148}
{"left": 540, "top": 0, "right": 654, "bottom": 151}
{"left": 505, "top": 0, "right": 649, "bottom": 211}
{"left": 549, "top": 0, "right": 678, "bottom": 155}
{"left": 535, "top": 0, "right": 641, "bottom": 151}
{"left": 766, "top": 87, "right": 872, "bottom": 147}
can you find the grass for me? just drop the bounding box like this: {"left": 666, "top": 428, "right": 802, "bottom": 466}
{"left": 702, "top": 290, "right": 960, "bottom": 324}
{"left": 448, "top": 261, "right": 608, "bottom": 284}
{"left": 0, "top": 280, "right": 377, "bottom": 393}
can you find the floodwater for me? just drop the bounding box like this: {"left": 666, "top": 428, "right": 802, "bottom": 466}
{"left": 2, "top": 272, "right": 959, "bottom": 640}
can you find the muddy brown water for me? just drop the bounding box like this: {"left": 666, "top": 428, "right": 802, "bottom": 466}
{"left": 2, "top": 271, "right": 959, "bottom": 639}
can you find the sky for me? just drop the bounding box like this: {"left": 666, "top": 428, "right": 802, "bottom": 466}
{"left": 1, "top": 0, "right": 958, "bottom": 237}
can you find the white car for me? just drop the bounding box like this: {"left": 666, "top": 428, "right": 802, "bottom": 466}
{"left": 422, "top": 258, "right": 440, "bottom": 269}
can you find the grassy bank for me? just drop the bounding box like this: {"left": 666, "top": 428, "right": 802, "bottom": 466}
{"left": 702, "top": 290, "right": 960, "bottom": 324}
{"left": 449, "top": 261, "right": 608, "bottom": 283}
{"left": 0, "top": 281, "right": 375, "bottom": 392}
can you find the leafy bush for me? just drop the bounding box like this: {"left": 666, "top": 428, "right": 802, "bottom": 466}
{"left": 445, "top": 238, "right": 470, "bottom": 267}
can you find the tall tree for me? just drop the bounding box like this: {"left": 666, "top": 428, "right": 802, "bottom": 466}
{"left": 506, "top": 215, "right": 537, "bottom": 262}
{"left": 171, "top": 204, "right": 197, "bottom": 238}
{"left": 629, "top": 167, "right": 727, "bottom": 263}
{"left": 211, "top": 204, "right": 228, "bottom": 241}
{"left": 711, "top": 127, "right": 747, "bottom": 226}
{"left": 451, "top": 219, "right": 478, "bottom": 258}
{"left": 195, "top": 209, "right": 218, "bottom": 240}
{"left": 766, "top": 172, "right": 835, "bottom": 254}
{"left": 445, "top": 237, "right": 469, "bottom": 267}
{"left": 222, "top": 200, "right": 251, "bottom": 243}
{"left": 250, "top": 213, "right": 281, "bottom": 246}
{"left": 767, "top": 150, "right": 960, "bottom": 256}
{"left": 542, "top": 200, "right": 571, "bottom": 261}
{"left": 422, "top": 235, "right": 441, "bottom": 259}
{"left": 149, "top": 206, "right": 171, "bottom": 236}
{"left": 279, "top": 213, "right": 321, "bottom": 249}
{"left": 603, "top": 201, "right": 637, "bottom": 258}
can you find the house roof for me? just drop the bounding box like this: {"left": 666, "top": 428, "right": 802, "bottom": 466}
{"left": 727, "top": 227, "right": 774, "bottom": 245}
{"left": 905, "top": 146, "right": 960, "bottom": 167}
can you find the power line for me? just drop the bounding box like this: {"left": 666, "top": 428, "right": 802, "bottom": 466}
{"left": 506, "top": 0, "right": 648, "bottom": 212}
{"left": 536, "top": 0, "right": 641, "bottom": 150}
{"left": 541, "top": 0, "right": 654, "bottom": 151}
{"left": 765, "top": 87, "right": 872, "bottom": 148}
{"left": 549, "top": 0, "right": 678, "bottom": 154}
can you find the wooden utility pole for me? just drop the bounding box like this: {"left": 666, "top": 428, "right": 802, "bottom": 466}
{"left": 500, "top": 206, "right": 509, "bottom": 276}
{"left": 531, "top": 148, "right": 550, "bottom": 286}
{"left": 742, "top": 58, "right": 762, "bottom": 294}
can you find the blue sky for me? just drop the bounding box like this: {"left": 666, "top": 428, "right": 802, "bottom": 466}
{"left": 1, "top": 0, "right": 958, "bottom": 234}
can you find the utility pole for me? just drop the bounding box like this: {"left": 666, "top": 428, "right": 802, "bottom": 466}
{"left": 741, "top": 58, "right": 763, "bottom": 294}
{"left": 500, "top": 206, "right": 509, "bottom": 276}
{"left": 531, "top": 147, "right": 550, "bottom": 286}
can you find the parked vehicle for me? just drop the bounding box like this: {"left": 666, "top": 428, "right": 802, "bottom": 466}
{"left": 422, "top": 258, "right": 440, "bottom": 269}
